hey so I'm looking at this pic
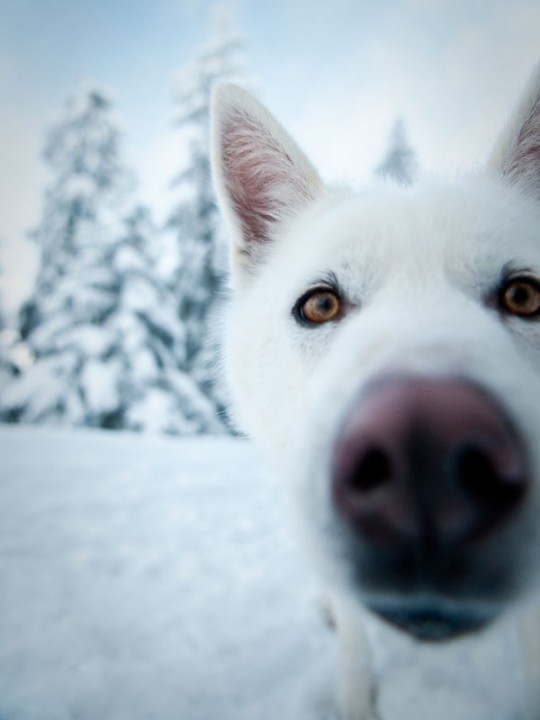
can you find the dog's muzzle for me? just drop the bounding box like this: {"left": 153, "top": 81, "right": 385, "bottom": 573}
{"left": 330, "top": 375, "right": 530, "bottom": 640}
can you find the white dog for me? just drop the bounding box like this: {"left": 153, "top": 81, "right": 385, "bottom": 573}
{"left": 211, "top": 65, "right": 540, "bottom": 719}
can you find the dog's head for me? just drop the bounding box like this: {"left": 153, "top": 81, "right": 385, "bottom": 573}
{"left": 211, "top": 66, "right": 540, "bottom": 641}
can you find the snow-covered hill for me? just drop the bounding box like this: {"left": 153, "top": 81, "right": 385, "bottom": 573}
{"left": 0, "top": 426, "right": 336, "bottom": 720}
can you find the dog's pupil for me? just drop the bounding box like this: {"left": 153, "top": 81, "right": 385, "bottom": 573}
{"left": 318, "top": 295, "right": 333, "bottom": 313}
{"left": 511, "top": 284, "right": 530, "bottom": 306}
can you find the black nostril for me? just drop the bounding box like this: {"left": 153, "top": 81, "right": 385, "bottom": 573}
{"left": 454, "top": 445, "right": 525, "bottom": 509}
{"left": 350, "top": 447, "right": 393, "bottom": 492}
{"left": 455, "top": 446, "right": 498, "bottom": 502}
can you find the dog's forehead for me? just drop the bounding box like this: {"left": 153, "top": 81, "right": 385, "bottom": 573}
{"left": 271, "top": 175, "right": 540, "bottom": 291}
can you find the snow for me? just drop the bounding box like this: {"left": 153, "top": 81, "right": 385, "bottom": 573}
{"left": 53, "top": 325, "right": 112, "bottom": 357}
{"left": 0, "top": 426, "right": 529, "bottom": 720}
{"left": 1, "top": 84, "right": 224, "bottom": 434}
{"left": 1, "top": 357, "right": 78, "bottom": 421}
{"left": 81, "top": 358, "right": 121, "bottom": 414}
{"left": 125, "top": 387, "right": 200, "bottom": 435}
{"left": 0, "top": 426, "right": 336, "bottom": 720}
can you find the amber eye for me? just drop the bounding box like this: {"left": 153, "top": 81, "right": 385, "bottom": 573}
{"left": 500, "top": 276, "right": 540, "bottom": 318}
{"left": 294, "top": 287, "right": 343, "bottom": 326}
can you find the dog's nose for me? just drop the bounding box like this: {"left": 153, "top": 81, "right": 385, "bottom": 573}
{"left": 332, "top": 376, "right": 528, "bottom": 549}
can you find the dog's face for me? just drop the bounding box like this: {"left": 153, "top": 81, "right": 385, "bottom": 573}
{"left": 211, "top": 68, "right": 540, "bottom": 641}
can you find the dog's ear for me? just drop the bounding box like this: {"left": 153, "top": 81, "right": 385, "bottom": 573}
{"left": 211, "top": 84, "right": 323, "bottom": 281}
{"left": 487, "top": 63, "right": 540, "bottom": 194}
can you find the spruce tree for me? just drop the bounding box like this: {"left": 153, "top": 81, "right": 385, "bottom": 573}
{"left": 0, "top": 254, "right": 5, "bottom": 336}
{"left": 1, "top": 85, "right": 132, "bottom": 426}
{"left": 1, "top": 85, "right": 220, "bottom": 432}
{"left": 375, "top": 117, "right": 418, "bottom": 186}
{"left": 166, "top": 10, "right": 244, "bottom": 420}
{"left": 110, "top": 206, "right": 224, "bottom": 434}
{"left": 0, "top": 256, "right": 17, "bottom": 390}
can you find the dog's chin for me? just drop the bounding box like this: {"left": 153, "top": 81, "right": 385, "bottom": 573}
{"left": 367, "top": 602, "right": 498, "bottom": 642}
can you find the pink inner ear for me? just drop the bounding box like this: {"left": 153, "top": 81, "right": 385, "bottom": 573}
{"left": 221, "top": 108, "right": 309, "bottom": 246}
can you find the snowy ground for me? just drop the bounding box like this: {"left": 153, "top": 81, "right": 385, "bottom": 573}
{"left": 0, "top": 426, "right": 531, "bottom": 720}
{"left": 0, "top": 426, "right": 337, "bottom": 720}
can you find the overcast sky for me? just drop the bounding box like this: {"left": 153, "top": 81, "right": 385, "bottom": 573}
{"left": 1, "top": 0, "right": 539, "bottom": 311}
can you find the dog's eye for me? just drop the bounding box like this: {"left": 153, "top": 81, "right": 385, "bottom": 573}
{"left": 294, "top": 287, "right": 343, "bottom": 326}
{"left": 500, "top": 276, "right": 540, "bottom": 318}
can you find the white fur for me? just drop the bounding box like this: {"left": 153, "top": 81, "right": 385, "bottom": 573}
{"left": 211, "top": 65, "right": 540, "bottom": 719}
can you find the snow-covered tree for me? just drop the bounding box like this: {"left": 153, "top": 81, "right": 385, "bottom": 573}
{"left": 0, "top": 256, "right": 5, "bottom": 335}
{"left": 0, "top": 85, "right": 221, "bottom": 433}
{"left": 0, "top": 243, "right": 27, "bottom": 393}
{"left": 375, "top": 117, "right": 418, "bottom": 186}
{"left": 0, "top": 257, "right": 17, "bottom": 390}
{"left": 0, "top": 85, "right": 132, "bottom": 426}
{"left": 16, "top": 86, "right": 130, "bottom": 345}
{"left": 107, "top": 206, "right": 224, "bottom": 434}
{"left": 166, "top": 8, "right": 245, "bottom": 420}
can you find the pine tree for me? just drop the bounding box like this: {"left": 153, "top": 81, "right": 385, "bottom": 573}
{"left": 17, "top": 86, "right": 130, "bottom": 346}
{"left": 109, "top": 206, "right": 224, "bottom": 434}
{"left": 0, "top": 240, "right": 32, "bottom": 392}
{"left": 0, "top": 85, "right": 220, "bottom": 433}
{"left": 0, "top": 85, "right": 132, "bottom": 426}
{"left": 0, "top": 254, "right": 5, "bottom": 336}
{"left": 375, "top": 117, "right": 418, "bottom": 186}
{"left": 166, "top": 8, "right": 245, "bottom": 420}
{"left": 0, "top": 255, "right": 16, "bottom": 390}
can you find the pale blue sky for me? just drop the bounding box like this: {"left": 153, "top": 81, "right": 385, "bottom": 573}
{"left": 1, "top": 0, "right": 539, "bottom": 310}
